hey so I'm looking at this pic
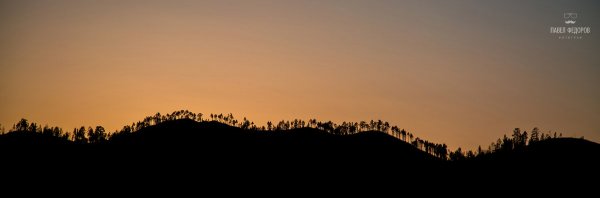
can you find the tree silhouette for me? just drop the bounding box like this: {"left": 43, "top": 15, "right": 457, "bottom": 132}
{"left": 73, "top": 126, "right": 87, "bottom": 143}
{"left": 121, "top": 125, "right": 132, "bottom": 134}
{"left": 197, "top": 113, "right": 203, "bottom": 122}
{"left": 449, "top": 147, "right": 465, "bottom": 161}
{"left": 15, "top": 118, "right": 29, "bottom": 131}
{"left": 88, "top": 126, "right": 106, "bottom": 143}
{"left": 28, "top": 122, "right": 38, "bottom": 133}
{"left": 86, "top": 127, "right": 94, "bottom": 142}
{"left": 440, "top": 144, "right": 448, "bottom": 159}
{"left": 512, "top": 128, "right": 528, "bottom": 150}
{"left": 529, "top": 127, "right": 540, "bottom": 144}
{"left": 521, "top": 131, "right": 528, "bottom": 147}
{"left": 400, "top": 129, "right": 407, "bottom": 142}
{"left": 512, "top": 128, "right": 521, "bottom": 147}
{"left": 502, "top": 134, "right": 513, "bottom": 152}
{"left": 382, "top": 121, "right": 390, "bottom": 134}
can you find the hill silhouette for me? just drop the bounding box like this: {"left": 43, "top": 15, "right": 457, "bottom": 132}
{"left": 471, "top": 137, "right": 600, "bottom": 162}
{"left": 107, "top": 119, "right": 442, "bottom": 168}
{"left": 1, "top": 110, "right": 598, "bottom": 183}
{"left": 109, "top": 119, "right": 434, "bottom": 158}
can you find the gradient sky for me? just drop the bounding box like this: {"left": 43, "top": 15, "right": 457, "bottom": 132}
{"left": 1, "top": 0, "right": 599, "bottom": 150}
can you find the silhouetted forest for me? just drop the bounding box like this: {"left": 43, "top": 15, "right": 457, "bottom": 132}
{"left": 2, "top": 109, "right": 599, "bottom": 188}
{"left": 2, "top": 109, "right": 598, "bottom": 162}
{"left": 1, "top": 110, "right": 452, "bottom": 159}
{"left": 0, "top": 90, "right": 580, "bottom": 189}
{"left": 7, "top": 96, "right": 595, "bottom": 190}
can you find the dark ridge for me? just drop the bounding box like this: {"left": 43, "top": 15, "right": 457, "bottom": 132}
{"left": 105, "top": 119, "right": 438, "bottom": 162}
{"left": 1, "top": 111, "right": 598, "bottom": 184}
{"left": 463, "top": 137, "right": 600, "bottom": 163}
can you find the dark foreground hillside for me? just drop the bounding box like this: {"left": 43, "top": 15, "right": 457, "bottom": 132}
{"left": 1, "top": 119, "right": 440, "bottom": 168}
{"left": 1, "top": 119, "right": 598, "bottom": 187}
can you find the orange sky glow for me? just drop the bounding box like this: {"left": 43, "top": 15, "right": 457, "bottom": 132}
{"left": 1, "top": 0, "right": 599, "bottom": 150}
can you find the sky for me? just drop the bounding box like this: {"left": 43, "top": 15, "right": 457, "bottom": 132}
{"left": 1, "top": 0, "right": 599, "bottom": 150}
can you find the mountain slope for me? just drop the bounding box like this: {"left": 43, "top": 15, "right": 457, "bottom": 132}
{"left": 1, "top": 118, "right": 599, "bottom": 183}
{"left": 106, "top": 119, "right": 439, "bottom": 162}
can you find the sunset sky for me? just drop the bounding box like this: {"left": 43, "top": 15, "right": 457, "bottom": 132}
{"left": 1, "top": 0, "right": 599, "bottom": 150}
